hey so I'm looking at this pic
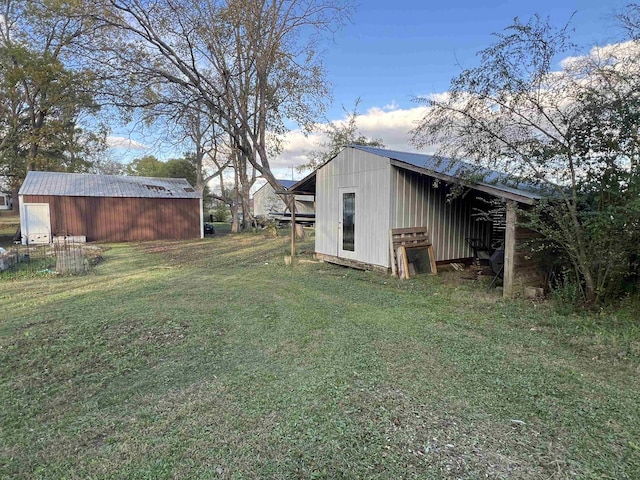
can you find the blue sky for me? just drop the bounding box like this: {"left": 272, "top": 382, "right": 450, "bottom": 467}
{"left": 107, "top": 0, "right": 632, "bottom": 180}
{"left": 324, "top": 0, "right": 627, "bottom": 118}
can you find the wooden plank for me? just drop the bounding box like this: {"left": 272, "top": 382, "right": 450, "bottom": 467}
{"left": 394, "top": 239, "right": 432, "bottom": 248}
{"left": 315, "top": 253, "right": 389, "bottom": 273}
{"left": 428, "top": 244, "right": 438, "bottom": 275}
{"left": 391, "top": 226, "right": 429, "bottom": 235}
{"left": 391, "top": 232, "right": 430, "bottom": 240}
{"left": 396, "top": 246, "right": 409, "bottom": 279}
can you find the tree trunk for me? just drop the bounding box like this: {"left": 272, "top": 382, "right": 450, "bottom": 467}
{"left": 230, "top": 200, "right": 240, "bottom": 233}
{"left": 11, "top": 186, "right": 19, "bottom": 212}
{"left": 581, "top": 261, "right": 597, "bottom": 305}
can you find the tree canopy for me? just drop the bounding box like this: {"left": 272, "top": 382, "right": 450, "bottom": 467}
{"left": 126, "top": 154, "right": 198, "bottom": 187}
{"left": 81, "top": 0, "right": 352, "bottom": 229}
{"left": 0, "top": 0, "right": 106, "bottom": 198}
{"left": 299, "top": 99, "right": 386, "bottom": 172}
{"left": 411, "top": 12, "right": 640, "bottom": 305}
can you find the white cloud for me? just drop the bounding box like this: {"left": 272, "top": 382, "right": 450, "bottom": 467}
{"left": 382, "top": 100, "right": 400, "bottom": 111}
{"left": 560, "top": 40, "right": 640, "bottom": 70}
{"left": 356, "top": 105, "right": 429, "bottom": 151}
{"left": 270, "top": 104, "right": 432, "bottom": 178}
{"left": 106, "top": 136, "right": 148, "bottom": 150}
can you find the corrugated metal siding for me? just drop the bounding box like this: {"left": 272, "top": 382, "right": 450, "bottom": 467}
{"left": 390, "top": 168, "right": 491, "bottom": 262}
{"left": 23, "top": 195, "right": 201, "bottom": 242}
{"left": 315, "top": 149, "right": 391, "bottom": 267}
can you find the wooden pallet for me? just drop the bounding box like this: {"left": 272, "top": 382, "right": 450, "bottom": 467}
{"left": 389, "top": 227, "right": 437, "bottom": 279}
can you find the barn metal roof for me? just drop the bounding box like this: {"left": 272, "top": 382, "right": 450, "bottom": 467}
{"left": 19, "top": 171, "right": 201, "bottom": 199}
{"left": 351, "top": 146, "right": 547, "bottom": 204}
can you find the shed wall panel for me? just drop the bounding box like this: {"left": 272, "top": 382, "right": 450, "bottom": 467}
{"left": 254, "top": 184, "right": 287, "bottom": 216}
{"left": 22, "top": 195, "right": 200, "bottom": 242}
{"left": 315, "top": 149, "right": 391, "bottom": 267}
{"left": 390, "top": 168, "right": 491, "bottom": 262}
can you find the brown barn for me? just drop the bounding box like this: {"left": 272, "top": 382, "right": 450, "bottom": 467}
{"left": 18, "top": 171, "right": 203, "bottom": 244}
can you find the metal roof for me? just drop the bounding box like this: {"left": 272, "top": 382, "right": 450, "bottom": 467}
{"left": 350, "top": 145, "right": 546, "bottom": 204}
{"left": 19, "top": 171, "right": 201, "bottom": 199}
{"left": 254, "top": 178, "right": 298, "bottom": 196}
{"left": 279, "top": 179, "right": 297, "bottom": 189}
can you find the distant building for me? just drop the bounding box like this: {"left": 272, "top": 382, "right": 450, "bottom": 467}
{"left": 253, "top": 179, "right": 314, "bottom": 217}
{"left": 0, "top": 193, "right": 11, "bottom": 210}
{"left": 18, "top": 171, "right": 203, "bottom": 244}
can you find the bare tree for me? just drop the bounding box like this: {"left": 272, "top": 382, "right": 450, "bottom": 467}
{"left": 86, "top": 0, "right": 352, "bottom": 227}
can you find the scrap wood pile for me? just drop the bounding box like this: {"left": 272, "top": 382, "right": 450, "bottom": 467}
{"left": 389, "top": 227, "right": 437, "bottom": 279}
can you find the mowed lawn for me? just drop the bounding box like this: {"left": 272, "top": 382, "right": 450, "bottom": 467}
{"left": 1, "top": 231, "right": 639, "bottom": 479}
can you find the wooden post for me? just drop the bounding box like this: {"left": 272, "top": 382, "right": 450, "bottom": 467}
{"left": 290, "top": 194, "right": 296, "bottom": 257}
{"left": 503, "top": 200, "right": 516, "bottom": 298}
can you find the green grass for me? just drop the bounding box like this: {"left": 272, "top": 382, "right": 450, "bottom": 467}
{"left": 1, "top": 232, "right": 639, "bottom": 479}
{"left": 0, "top": 210, "right": 19, "bottom": 247}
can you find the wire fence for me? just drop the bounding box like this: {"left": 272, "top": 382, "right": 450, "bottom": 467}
{"left": 0, "top": 238, "right": 91, "bottom": 279}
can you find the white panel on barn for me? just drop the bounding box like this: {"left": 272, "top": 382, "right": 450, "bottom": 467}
{"left": 22, "top": 203, "right": 51, "bottom": 244}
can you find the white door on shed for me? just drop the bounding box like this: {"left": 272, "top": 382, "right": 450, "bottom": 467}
{"left": 23, "top": 203, "right": 51, "bottom": 244}
{"left": 338, "top": 187, "right": 357, "bottom": 260}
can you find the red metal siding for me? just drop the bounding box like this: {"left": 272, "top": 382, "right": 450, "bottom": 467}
{"left": 23, "top": 195, "right": 200, "bottom": 242}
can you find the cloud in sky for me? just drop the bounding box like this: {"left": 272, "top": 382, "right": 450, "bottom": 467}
{"left": 560, "top": 40, "right": 640, "bottom": 70}
{"left": 106, "top": 136, "right": 148, "bottom": 150}
{"left": 271, "top": 39, "right": 640, "bottom": 180}
{"left": 270, "top": 104, "right": 432, "bottom": 178}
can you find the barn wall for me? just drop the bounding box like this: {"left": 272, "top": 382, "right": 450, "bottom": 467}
{"left": 390, "top": 168, "right": 492, "bottom": 262}
{"left": 22, "top": 195, "right": 201, "bottom": 242}
{"left": 315, "top": 148, "right": 391, "bottom": 267}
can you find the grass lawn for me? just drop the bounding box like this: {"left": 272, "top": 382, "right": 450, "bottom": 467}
{"left": 0, "top": 210, "right": 19, "bottom": 247}
{"left": 1, "top": 230, "right": 639, "bottom": 479}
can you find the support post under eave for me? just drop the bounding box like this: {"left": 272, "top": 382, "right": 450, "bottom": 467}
{"left": 503, "top": 200, "right": 517, "bottom": 298}
{"left": 290, "top": 195, "right": 296, "bottom": 258}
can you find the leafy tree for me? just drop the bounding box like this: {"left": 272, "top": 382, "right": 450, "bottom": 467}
{"left": 125, "top": 155, "right": 166, "bottom": 178}
{"left": 165, "top": 157, "right": 197, "bottom": 188}
{"left": 211, "top": 199, "right": 230, "bottom": 222}
{"left": 411, "top": 13, "right": 640, "bottom": 305}
{"left": 299, "top": 99, "right": 385, "bottom": 172}
{"left": 126, "top": 154, "right": 201, "bottom": 192}
{"left": 0, "top": 0, "right": 105, "bottom": 204}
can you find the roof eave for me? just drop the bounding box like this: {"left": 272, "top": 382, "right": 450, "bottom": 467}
{"left": 389, "top": 159, "right": 539, "bottom": 205}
